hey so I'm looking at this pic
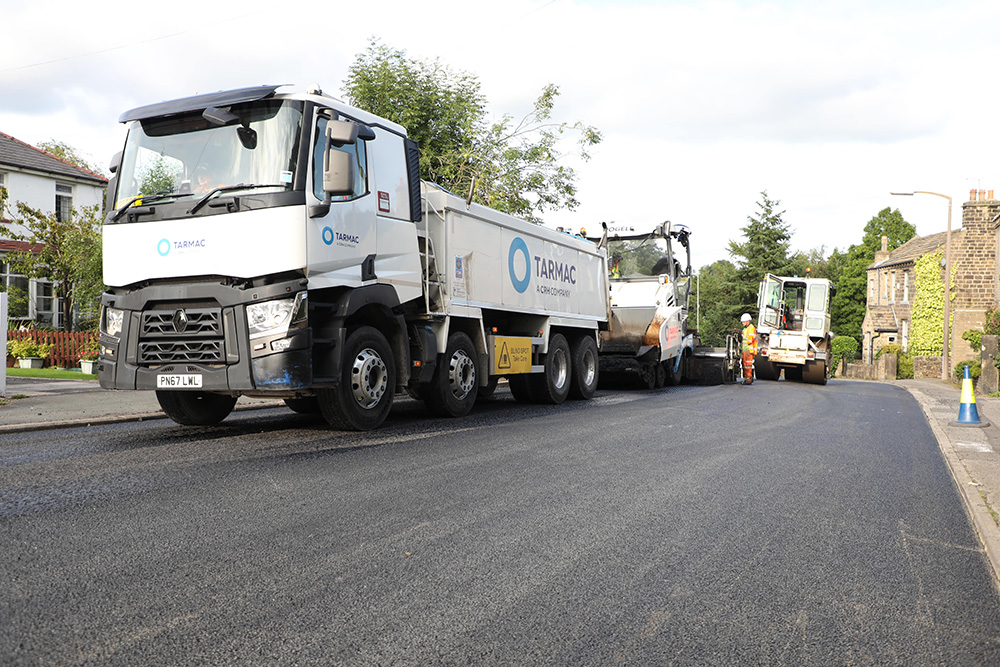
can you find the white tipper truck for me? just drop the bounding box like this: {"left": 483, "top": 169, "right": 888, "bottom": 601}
{"left": 98, "top": 84, "right": 608, "bottom": 430}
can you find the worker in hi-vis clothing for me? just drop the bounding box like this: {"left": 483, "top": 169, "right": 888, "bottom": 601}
{"left": 740, "top": 313, "right": 757, "bottom": 385}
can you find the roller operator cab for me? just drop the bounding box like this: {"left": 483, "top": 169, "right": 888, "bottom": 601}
{"left": 98, "top": 84, "right": 607, "bottom": 430}
{"left": 754, "top": 273, "right": 833, "bottom": 385}
{"left": 591, "top": 222, "right": 697, "bottom": 388}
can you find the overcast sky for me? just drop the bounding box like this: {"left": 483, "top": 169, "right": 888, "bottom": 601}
{"left": 1, "top": 0, "right": 997, "bottom": 269}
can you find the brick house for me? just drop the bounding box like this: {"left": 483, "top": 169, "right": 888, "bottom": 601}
{"left": 862, "top": 189, "right": 1000, "bottom": 374}
{"left": 0, "top": 132, "right": 107, "bottom": 328}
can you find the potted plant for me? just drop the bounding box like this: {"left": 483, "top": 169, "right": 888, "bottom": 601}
{"left": 7, "top": 338, "right": 55, "bottom": 369}
{"left": 78, "top": 339, "right": 100, "bottom": 375}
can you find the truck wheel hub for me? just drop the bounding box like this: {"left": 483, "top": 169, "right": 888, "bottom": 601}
{"left": 448, "top": 350, "right": 476, "bottom": 399}
{"left": 351, "top": 348, "right": 387, "bottom": 408}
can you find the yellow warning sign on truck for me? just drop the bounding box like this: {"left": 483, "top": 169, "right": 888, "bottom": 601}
{"left": 492, "top": 336, "right": 533, "bottom": 374}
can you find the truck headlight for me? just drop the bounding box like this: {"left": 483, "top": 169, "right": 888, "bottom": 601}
{"left": 102, "top": 306, "right": 124, "bottom": 338}
{"left": 247, "top": 292, "right": 308, "bottom": 339}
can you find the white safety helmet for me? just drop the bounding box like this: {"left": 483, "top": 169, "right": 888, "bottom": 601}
{"left": 741, "top": 313, "right": 752, "bottom": 323}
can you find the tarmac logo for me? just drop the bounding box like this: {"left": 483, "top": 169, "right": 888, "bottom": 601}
{"left": 508, "top": 237, "right": 531, "bottom": 293}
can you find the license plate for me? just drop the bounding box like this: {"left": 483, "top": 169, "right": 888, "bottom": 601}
{"left": 157, "top": 374, "right": 203, "bottom": 389}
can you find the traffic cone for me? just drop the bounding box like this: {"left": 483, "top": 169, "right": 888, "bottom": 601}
{"left": 950, "top": 365, "right": 991, "bottom": 428}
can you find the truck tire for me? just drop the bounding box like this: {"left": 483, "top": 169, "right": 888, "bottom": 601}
{"left": 477, "top": 376, "right": 500, "bottom": 402}
{"left": 530, "top": 333, "right": 572, "bottom": 404}
{"left": 284, "top": 397, "right": 321, "bottom": 414}
{"left": 654, "top": 363, "right": 667, "bottom": 388}
{"left": 508, "top": 375, "right": 536, "bottom": 403}
{"left": 569, "top": 335, "right": 599, "bottom": 400}
{"left": 156, "top": 391, "right": 237, "bottom": 426}
{"left": 664, "top": 359, "right": 682, "bottom": 386}
{"left": 318, "top": 326, "right": 395, "bottom": 431}
{"left": 803, "top": 360, "right": 828, "bottom": 385}
{"left": 784, "top": 366, "right": 803, "bottom": 382}
{"left": 755, "top": 356, "right": 778, "bottom": 381}
{"left": 425, "top": 331, "right": 478, "bottom": 418}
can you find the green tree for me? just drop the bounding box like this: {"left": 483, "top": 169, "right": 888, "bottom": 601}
{"left": 36, "top": 140, "right": 104, "bottom": 177}
{"left": 727, "top": 191, "right": 795, "bottom": 314}
{"left": 830, "top": 207, "right": 915, "bottom": 343}
{"left": 0, "top": 189, "right": 103, "bottom": 331}
{"left": 342, "top": 40, "right": 601, "bottom": 223}
{"left": 694, "top": 259, "right": 740, "bottom": 346}
{"left": 138, "top": 156, "right": 181, "bottom": 196}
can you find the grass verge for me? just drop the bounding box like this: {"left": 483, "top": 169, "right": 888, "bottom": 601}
{"left": 4, "top": 367, "right": 97, "bottom": 381}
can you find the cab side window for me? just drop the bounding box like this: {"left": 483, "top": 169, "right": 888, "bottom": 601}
{"left": 313, "top": 117, "right": 368, "bottom": 201}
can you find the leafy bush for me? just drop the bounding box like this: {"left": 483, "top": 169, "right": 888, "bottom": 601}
{"left": 830, "top": 335, "right": 859, "bottom": 377}
{"left": 6, "top": 338, "right": 54, "bottom": 359}
{"left": 986, "top": 307, "right": 1000, "bottom": 336}
{"left": 955, "top": 359, "right": 982, "bottom": 381}
{"left": 963, "top": 328, "right": 984, "bottom": 352}
{"left": 876, "top": 343, "right": 913, "bottom": 379}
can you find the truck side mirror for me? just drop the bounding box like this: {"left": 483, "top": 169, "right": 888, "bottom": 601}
{"left": 323, "top": 148, "right": 354, "bottom": 196}
{"left": 326, "top": 119, "right": 359, "bottom": 147}
{"left": 322, "top": 120, "right": 358, "bottom": 196}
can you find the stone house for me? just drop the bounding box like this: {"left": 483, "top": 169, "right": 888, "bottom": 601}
{"left": 0, "top": 132, "right": 107, "bottom": 328}
{"left": 862, "top": 189, "right": 1000, "bottom": 375}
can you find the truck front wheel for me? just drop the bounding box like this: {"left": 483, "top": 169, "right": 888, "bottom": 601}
{"left": 531, "top": 333, "right": 572, "bottom": 404}
{"left": 318, "top": 326, "right": 395, "bottom": 431}
{"left": 156, "top": 391, "right": 237, "bottom": 426}
{"left": 425, "top": 331, "right": 478, "bottom": 418}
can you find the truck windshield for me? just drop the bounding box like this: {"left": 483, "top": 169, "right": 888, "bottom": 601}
{"left": 607, "top": 236, "right": 677, "bottom": 279}
{"left": 114, "top": 100, "right": 302, "bottom": 211}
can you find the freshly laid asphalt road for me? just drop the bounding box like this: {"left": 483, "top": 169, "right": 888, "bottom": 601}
{"left": 3, "top": 377, "right": 1000, "bottom": 664}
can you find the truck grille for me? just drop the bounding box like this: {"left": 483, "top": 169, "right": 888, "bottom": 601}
{"left": 138, "top": 307, "right": 226, "bottom": 364}
{"left": 141, "top": 309, "right": 221, "bottom": 337}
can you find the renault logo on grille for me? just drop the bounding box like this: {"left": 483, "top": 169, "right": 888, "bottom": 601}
{"left": 172, "top": 309, "right": 189, "bottom": 333}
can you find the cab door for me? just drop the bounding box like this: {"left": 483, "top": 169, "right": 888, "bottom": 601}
{"left": 306, "top": 114, "right": 376, "bottom": 289}
{"left": 757, "top": 274, "right": 783, "bottom": 331}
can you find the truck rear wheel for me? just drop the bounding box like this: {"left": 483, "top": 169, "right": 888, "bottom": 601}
{"left": 530, "top": 333, "right": 571, "bottom": 404}
{"left": 318, "top": 326, "right": 395, "bottom": 431}
{"left": 508, "top": 375, "right": 536, "bottom": 403}
{"left": 803, "top": 360, "right": 828, "bottom": 385}
{"left": 754, "top": 356, "right": 778, "bottom": 381}
{"left": 784, "top": 366, "right": 803, "bottom": 382}
{"left": 425, "top": 331, "right": 478, "bottom": 418}
{"left": 156, "top": 391, "right": 237, "bottom": 426}
{"left": 569, "top": 335, "right": 599, "bottom": 400}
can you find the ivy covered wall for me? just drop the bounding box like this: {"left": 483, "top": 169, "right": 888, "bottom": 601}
{"left": 910, "top": 250, "right": 955, "bottom": 356}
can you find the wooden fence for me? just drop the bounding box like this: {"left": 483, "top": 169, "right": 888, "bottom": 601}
{"left": 5, "top": 330, "right": 97, "bottom": 368}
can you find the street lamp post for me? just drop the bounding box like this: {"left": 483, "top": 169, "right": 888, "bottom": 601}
{"left": 890, "top": 191, "right": 953, "bottom": 381}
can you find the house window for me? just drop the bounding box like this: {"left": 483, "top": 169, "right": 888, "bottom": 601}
{"left": 55, "top": 183, "right": 73, "bottom": 221}
{"left": 890, "top": 271, "right": 896, "bottom": 303}
{"left": 903, "top": 270, "right": 909, "bottom": 304}
{"left": 33, "top": 280, "right": 55, "bottom": 325}
{"left": 0, "top": 258, "right": 30, "bottom": 318}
